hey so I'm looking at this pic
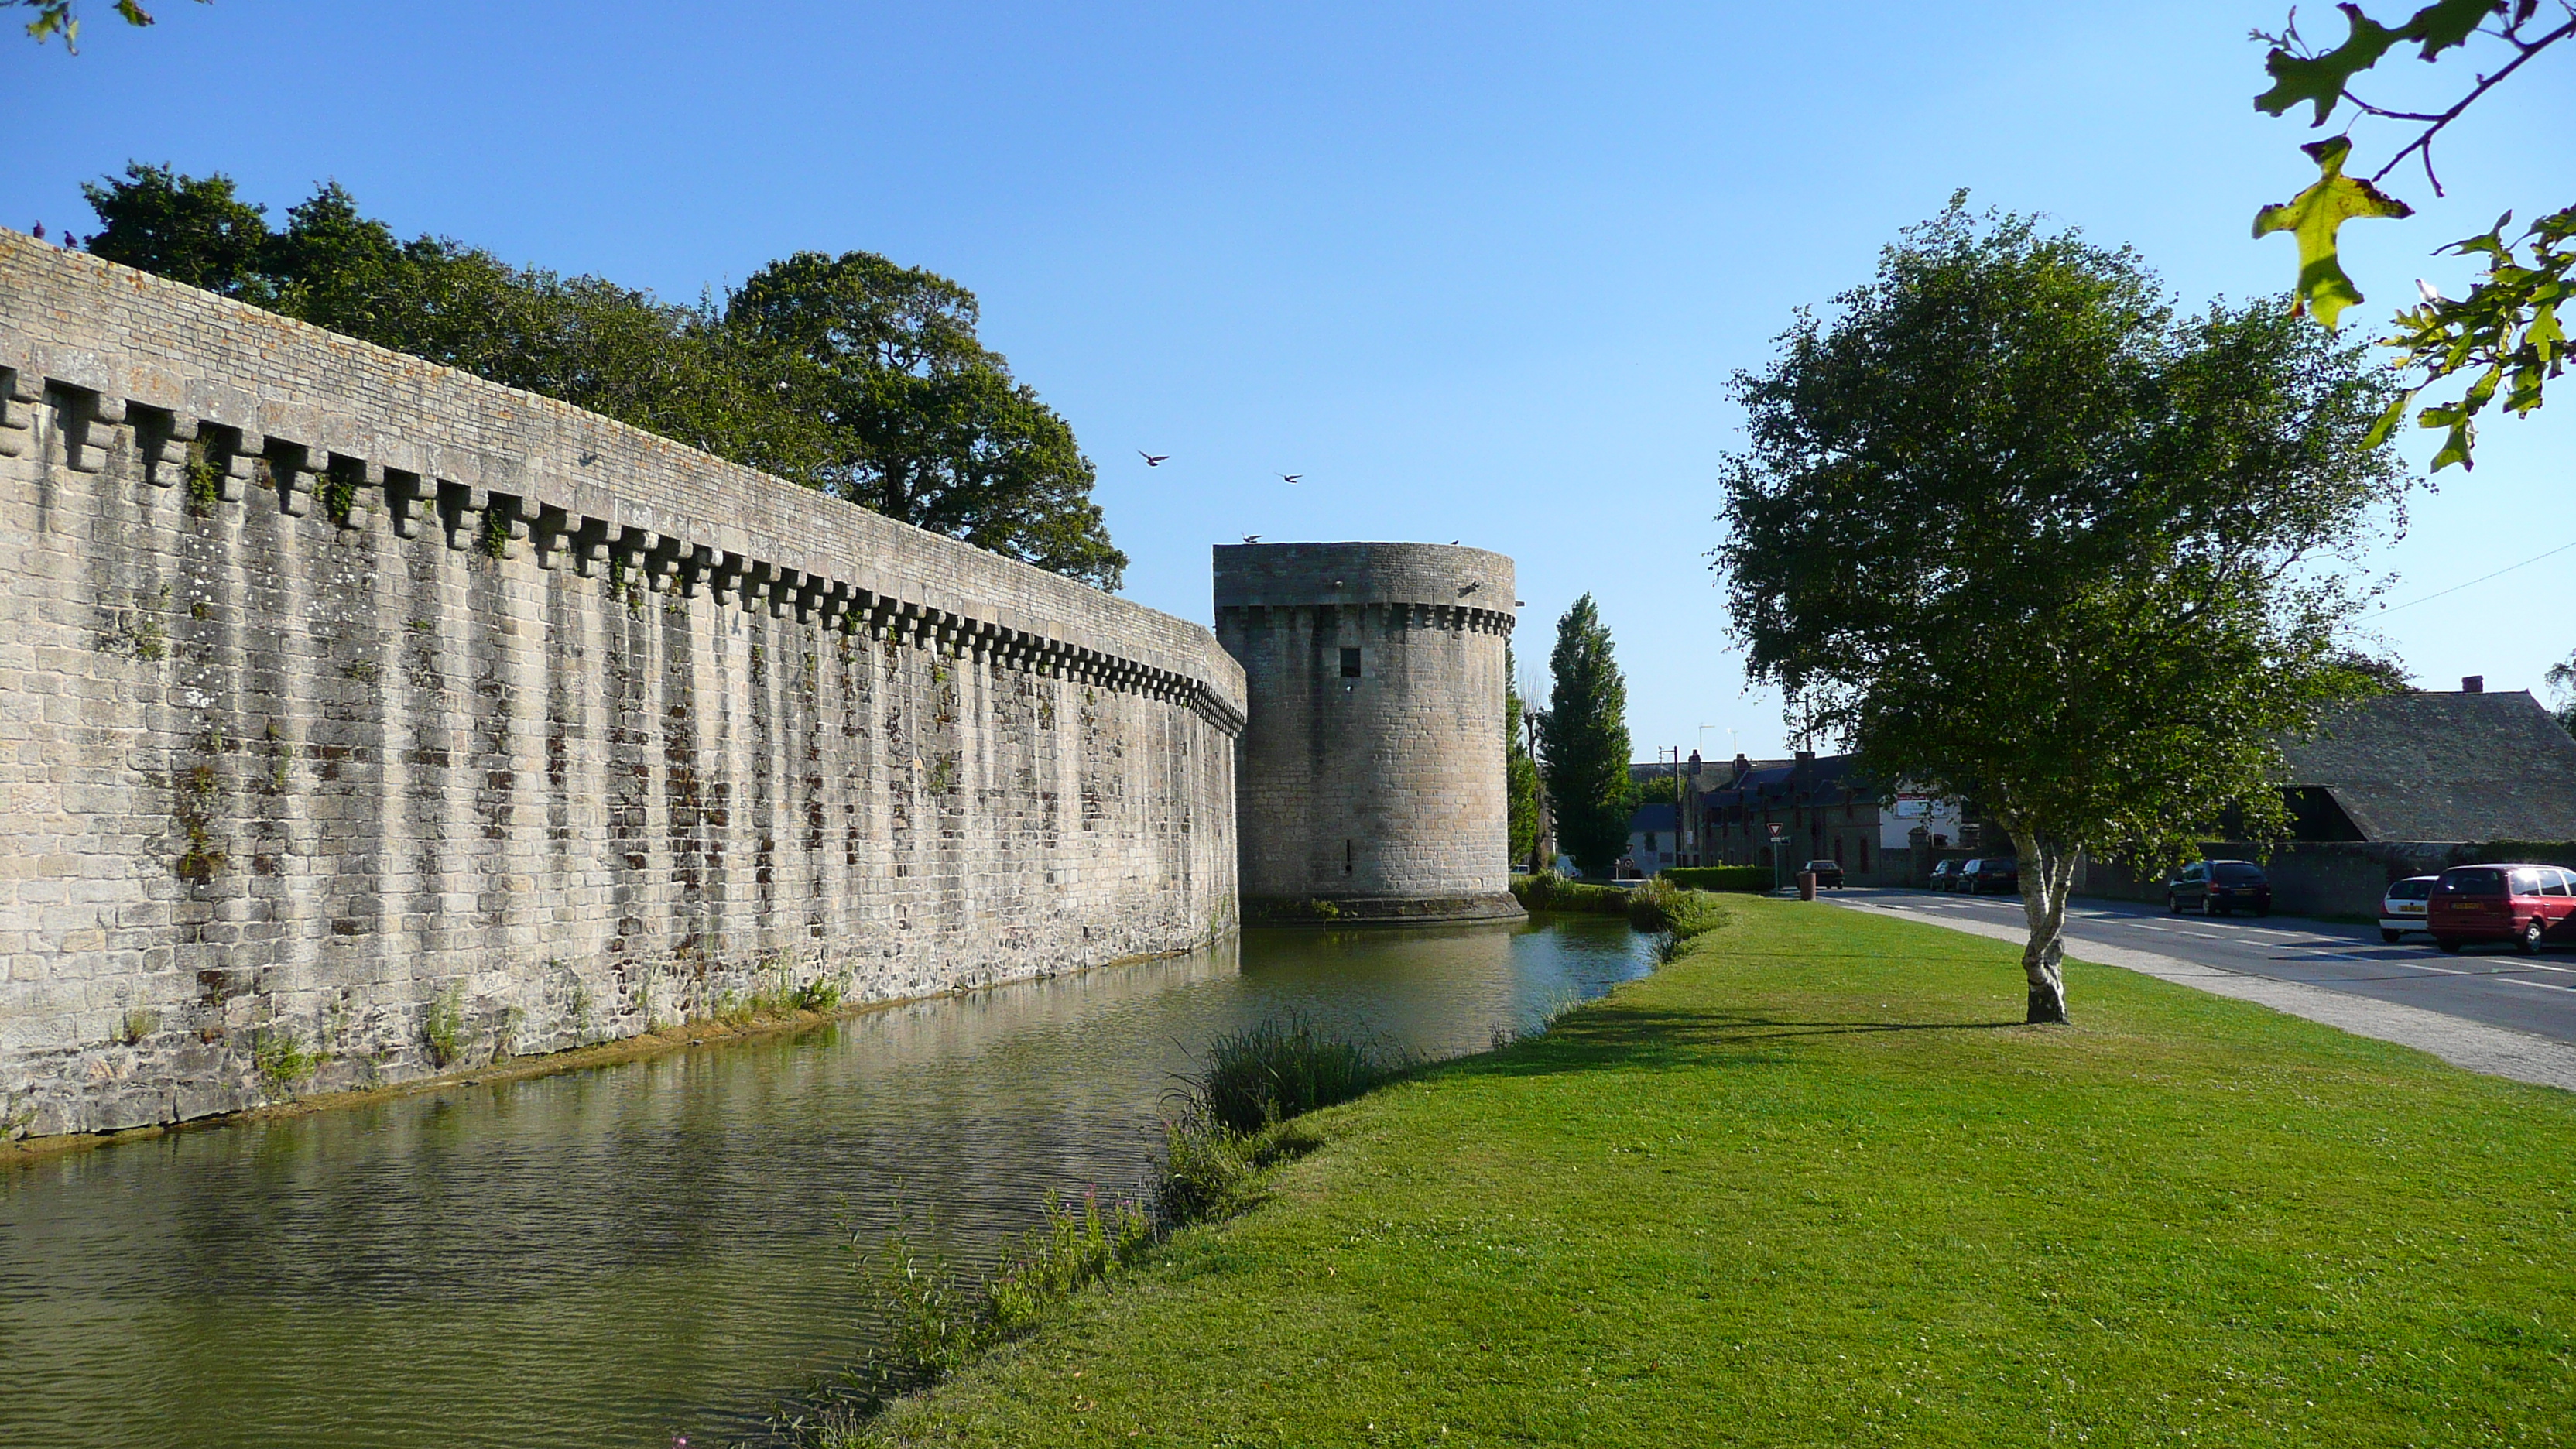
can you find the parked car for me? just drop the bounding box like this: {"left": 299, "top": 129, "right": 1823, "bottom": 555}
{"left": 2166, "top": 860, "right": 2272, "bottom": 917}
{"left": 1959, "top": 856, "right": 2019, "bottom": 895}
{"left": 2379, "top": 875, "right": 2438, "bottom": 943}
{"left": 2430, "top": 863, "right": 2576, "bottom": 954}
{"left": 1927, "top": 859, "right": 1963, "bottom": 892}
{"left": 1801, "top": 858, "right": 1845, "bottom": 889}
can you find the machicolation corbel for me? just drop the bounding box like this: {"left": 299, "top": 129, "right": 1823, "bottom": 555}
{"left": 0, "top": 367, "right": 36, "bottom": 457}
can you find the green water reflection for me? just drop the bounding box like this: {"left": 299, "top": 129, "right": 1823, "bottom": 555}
{"left": 0, "top": 915, "right": 1649, "bottom": 1449}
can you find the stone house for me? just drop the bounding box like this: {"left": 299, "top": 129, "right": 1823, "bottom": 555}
{"left": 1690, "top": 751, "right": 1934, "bottom": 885}
{"left": 1624, "top": 803, "right": 1680, "bottom": 877}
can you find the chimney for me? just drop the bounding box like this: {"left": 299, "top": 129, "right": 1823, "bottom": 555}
{"left": 2463, "top": 675, "right": 2484, "bottom": 694}
{"left": 1794, "top": 748, "right": 1815, "bottom": 763}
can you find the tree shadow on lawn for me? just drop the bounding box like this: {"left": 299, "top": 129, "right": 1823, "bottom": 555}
{"left": 1450, "top": 1001, "right": 2031, "bottom": 1081}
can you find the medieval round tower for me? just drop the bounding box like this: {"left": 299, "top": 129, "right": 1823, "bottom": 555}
{"left": 1214, "top": 542, "right": 1523, "bottom": 923}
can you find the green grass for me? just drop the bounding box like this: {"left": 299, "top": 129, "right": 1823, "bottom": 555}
{"left": 859, "top": 899, "right": 2576, "bottom": 1447}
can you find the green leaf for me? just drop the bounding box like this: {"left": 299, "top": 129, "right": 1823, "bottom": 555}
{"left": 2255, "top": 6, "right": 2404, "bottom": 123}
{"left": 2252, "top": 137, "right": 2414, "bottom": 330}
{"left": 2430, "top": 415, "right": 2476, "bottom": 470}
{"left": 2403, "top": 0, "right": 2500, "bottom": 58}
{"left": 2361, "top": 388, "right": 2415, "bottom": 449}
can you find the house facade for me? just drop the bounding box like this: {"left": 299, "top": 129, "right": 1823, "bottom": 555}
{"left": 1690, "top": 751, "right": 1954, "bottom": 886}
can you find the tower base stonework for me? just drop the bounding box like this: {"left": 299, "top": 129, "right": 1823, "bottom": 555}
{"left": 1215, "top": 542, "right": 1522, "bottom": 926}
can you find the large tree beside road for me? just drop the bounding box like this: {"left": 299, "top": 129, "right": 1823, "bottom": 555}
{"left": 1540, "top": 596, "right": 1637, "bottom": 879}
{"left": 1716, "top": 199, "right": 2408, "bottom": 1023}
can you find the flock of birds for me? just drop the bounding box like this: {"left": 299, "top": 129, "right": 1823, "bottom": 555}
{"left": 1141, "top": 450, "right": 1321, "bottom": 544}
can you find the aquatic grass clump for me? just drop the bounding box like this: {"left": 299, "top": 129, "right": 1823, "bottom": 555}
{"left": 1194, "top": 1013, "right": 1412, "bottom": 1136}
{"left": 1511, "top": 871, "right": 1628, "bottom": 913}
{"left": 1623, "top": 875, "right": 1728, "bottom": 935}
{"left": 987, "top": 1188, "right": 1153, "bottom": 1331}
{"left": 784, "top": 1015, "right": 1396, "bottom": 1444}
{"left": 781, "top": 1190, "right": 1161, "bottom": 1444}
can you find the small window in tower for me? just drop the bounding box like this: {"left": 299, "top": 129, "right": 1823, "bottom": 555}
{"left": 1345, "top": 839, "right": 1355, "bottom": 874}
{"left": 1340, "top": 647, "right": 1362, "bottom": 678}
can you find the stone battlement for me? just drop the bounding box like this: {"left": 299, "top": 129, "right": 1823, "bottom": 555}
{"left": 1, "top": 234, "right": 1245, "bottom": 734}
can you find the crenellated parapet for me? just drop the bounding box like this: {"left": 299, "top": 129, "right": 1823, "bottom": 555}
{"left": 0, "top": 233, "right": 1244, "bottom": 737}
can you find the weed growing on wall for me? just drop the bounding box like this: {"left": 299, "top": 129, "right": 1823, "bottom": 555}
{"left": 173, "top": 760, "right": 226, "bottom": 883}
{"left": 183, "top": 440, "right": 221, "bottom": 518}
{"left": 479, "top": 508, "right": 511, "bottom": 560}
{"left": 320, "top": 467, "right": 358, "bottom": 527}
{"left": 251, "top": 1027, "right": 321, "bottom": 1092}
{"left": 422, "top": 985, "right": 468, "bottom": 1067}
{"left": 101, "top": 610, "right": 167, "bottom": 661}
{"left": 115, "top": 1007, "right": 161, "bottom": 1046}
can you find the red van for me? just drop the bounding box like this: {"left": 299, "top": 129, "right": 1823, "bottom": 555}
{"left": 2428, "top": 864, "right": 2576, "bottom": 954}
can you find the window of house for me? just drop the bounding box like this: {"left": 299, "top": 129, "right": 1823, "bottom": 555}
{"left": 1339, "top": 647, "right": 1362, "bottom": 678}
{"left": 1646, "top": 832, "right": 1658, "bottom": 852}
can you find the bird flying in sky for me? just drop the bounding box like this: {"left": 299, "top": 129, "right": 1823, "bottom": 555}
{"left": 1139, "top": 451, "right": 1169, "bottom": 466}
{"left": 1279, "top": 474, "right": 1302, "bottom": 485}
{"left": 1242, "top": 534, "right": 1262, "bottom": 543}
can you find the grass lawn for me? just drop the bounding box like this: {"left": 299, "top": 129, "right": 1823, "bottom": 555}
{"left": 862, "top": 899, "right": 2576, "bottom": 1447}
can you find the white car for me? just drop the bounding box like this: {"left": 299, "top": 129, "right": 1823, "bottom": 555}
{"left": 2380, "top": 875, "right": 2438, "bottom": 943}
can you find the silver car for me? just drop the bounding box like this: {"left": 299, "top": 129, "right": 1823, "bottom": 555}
{"left": 2380, "top": 875, "right": 2438, "bottom": 943}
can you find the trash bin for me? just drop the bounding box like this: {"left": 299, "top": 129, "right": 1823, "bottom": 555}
{"left": 1797, "top": 871, "right": 1817, "bottom": 902}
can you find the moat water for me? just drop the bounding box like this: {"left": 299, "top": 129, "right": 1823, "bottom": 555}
{"left": 0, "top": 915, "right": 1652, "bottom": 1449}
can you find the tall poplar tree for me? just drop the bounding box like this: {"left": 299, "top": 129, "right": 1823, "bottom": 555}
{"left": 1505, "top": 646, "right": 1544, "bottom": 872}
{"left": 1541, "top": 597, "right": 1636, "bottom": 879}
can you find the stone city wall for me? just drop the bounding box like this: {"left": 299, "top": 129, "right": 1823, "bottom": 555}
{"left": 0, "top": 232, "right": 1243, "bottom": 1139}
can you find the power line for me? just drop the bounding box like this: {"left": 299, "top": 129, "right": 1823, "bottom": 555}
{"left": 2377, "top": 537, "right": 2576, "bottom": 616}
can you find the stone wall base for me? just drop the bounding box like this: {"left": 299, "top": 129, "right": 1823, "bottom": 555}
{"left": 1245, "top": 893, "right": 1526, "bottom": 926}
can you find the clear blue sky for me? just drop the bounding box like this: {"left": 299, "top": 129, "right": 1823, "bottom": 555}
{"left": 6, "top": 1, "right": 2569, "bottom": 760}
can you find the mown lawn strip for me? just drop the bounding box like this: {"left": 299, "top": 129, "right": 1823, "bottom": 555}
{"left": 861, "top": 900, "right": 2576, "bottom": 1447}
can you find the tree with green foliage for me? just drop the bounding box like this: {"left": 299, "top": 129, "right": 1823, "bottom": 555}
{"left": 80, "top": 166, "right": 1124, "bottom": 589}
{"left": 2547, "top": 650, "right": 2576, "bottom": 736}
{"left": 727, "top": 252, "right": 1124, "bottom": 587}
{"left": 1540, "top": 596, "right": 1636, "bottom": 879}
{"left": 1505, "top": 646, "right": 1544, "bottom": 872}
{"left": 2249, "top": 0, "right": 2571, "bottom": 471}
{"left": 1718, "top": 200, "right": 2407, "bottom": 1023}
{"left": 79, "top": 163, "right": 269, "bottom": 293}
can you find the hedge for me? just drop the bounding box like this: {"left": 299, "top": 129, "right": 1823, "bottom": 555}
{"left": 1657, "top": 865, "right": 1774, "bottom": 893}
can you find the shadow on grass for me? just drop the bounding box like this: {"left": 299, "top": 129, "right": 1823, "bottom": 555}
{"left": 1447, "top": 1002, "right": 2031, "bottom": 1081}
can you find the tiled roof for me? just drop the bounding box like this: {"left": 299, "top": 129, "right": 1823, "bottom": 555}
{"left": 2283, "top": 690, "right": 2576, "bottom": 841}
{"left": 1627, "top": 803, "right": 1678, "bottom": 833}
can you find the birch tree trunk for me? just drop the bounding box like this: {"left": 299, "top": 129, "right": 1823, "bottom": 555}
{"left": 2009, "top": 827, "right": 2080, "bottom": 1024}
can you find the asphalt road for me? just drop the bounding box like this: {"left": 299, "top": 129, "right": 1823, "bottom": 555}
{"left": 1836, "top": 886, "right": 2576, "bottom": 1046}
